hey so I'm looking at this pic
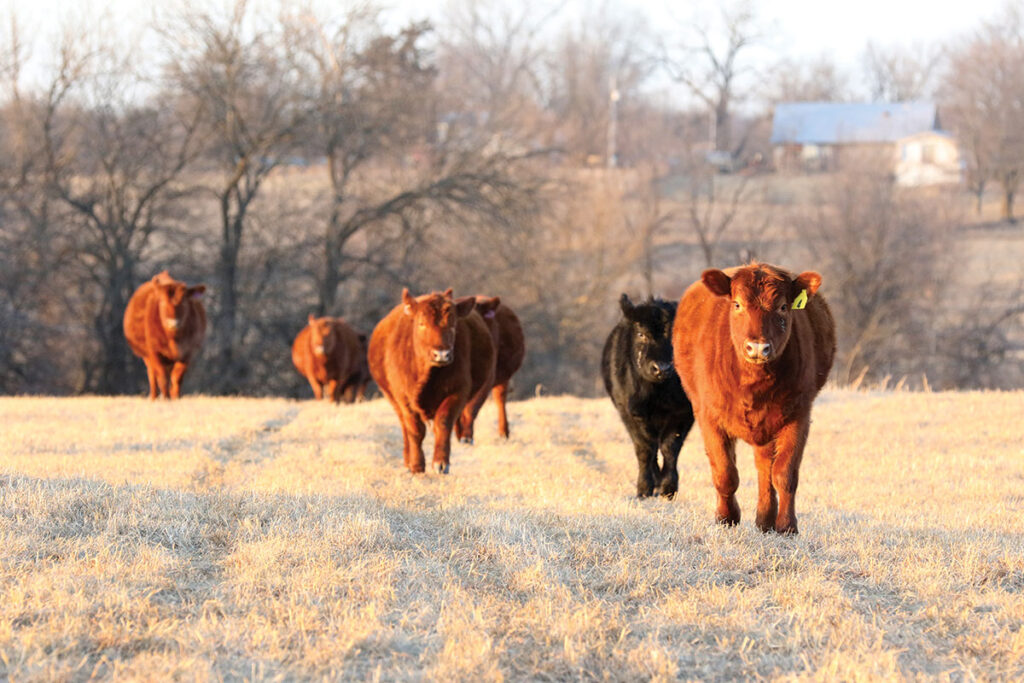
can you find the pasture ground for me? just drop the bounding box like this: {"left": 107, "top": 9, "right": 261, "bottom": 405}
{"left": 1, "top": 391, "right": 1022, "bottom": 680}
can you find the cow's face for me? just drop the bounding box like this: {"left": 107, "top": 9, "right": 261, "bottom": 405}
{"left": 307, "top": 314, "right": 336, "bottom": 358}
{"left": 702, "top": 266, "right": 821, "bottom": 365}
{"left": 155, "top": 279, "right": 205, "bottom": 336}
{"left": 620, "top": 294, "right": 675, "bottom": 383}
{"left": 403, "top": 288, "right": 475, "bottom": 367}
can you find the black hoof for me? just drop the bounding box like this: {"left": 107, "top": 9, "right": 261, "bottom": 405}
{"left": 434, "top": 462, "right": 450, "bottom": 474}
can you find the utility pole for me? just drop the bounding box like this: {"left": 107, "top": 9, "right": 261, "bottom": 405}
{"left": 607, "top": 75, "right": 620, "bottom": 168}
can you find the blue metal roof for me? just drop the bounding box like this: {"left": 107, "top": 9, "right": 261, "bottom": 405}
{"left": 770, "top": 102, "right": 938, "bottom": 145}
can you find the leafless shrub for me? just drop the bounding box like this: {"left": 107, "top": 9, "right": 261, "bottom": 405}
{"left": 795, "top": 162, "right": 963, "bottom": 386}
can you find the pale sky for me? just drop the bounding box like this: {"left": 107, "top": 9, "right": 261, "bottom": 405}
{"left": 3, "top": 0, "right": 1012, "bottom": 89}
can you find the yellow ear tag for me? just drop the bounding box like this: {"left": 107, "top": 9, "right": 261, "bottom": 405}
{"left": 792, "top": 289, "right": 808, "bottom": 310}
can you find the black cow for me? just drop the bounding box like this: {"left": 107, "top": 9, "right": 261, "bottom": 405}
{"left": 601, "top": 294, "right": 695, "bottom": 498}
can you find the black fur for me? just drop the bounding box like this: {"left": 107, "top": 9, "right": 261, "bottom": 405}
{"left": 601, "top": 294, "right": 695, "bottom": 498}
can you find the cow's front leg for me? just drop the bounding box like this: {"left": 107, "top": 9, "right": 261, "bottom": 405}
{"left": 431, "top": 396, "right": 462, "bottom": 474}
{"left": 326, "top": 379, "right": 341, "bottom": 403}
{"left": 631, "top": 436, "right": 658, "bottom": 498}
{"left": 401, "top": 410, "right": 427, "bottom": 473}
{"left": 144, "top": 360, "right": 159, "bottom": 399}
{"left": 169, "top": 361, "right": 188, "bottom": 399}
{"left": 149, "top": 357, "right": 170, "bottom": 399}
{"left": 772, "top": 418, "right": 809, "bottom": 535}
{"left": 654, "top": 427, "right": 685, "bottom": 499}
{"left": 702, "top": 423, "right": 740, "bottom": 525}
{"left": 753, "top": 443, "right": 778, "bottom": 532}
{"left": 306, "top": 374, "right": 323, "bottom": 400}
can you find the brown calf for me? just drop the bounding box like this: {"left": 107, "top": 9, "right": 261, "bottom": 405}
{"left": 673, "top": 263, "right": 835, "bottom": 534}
{"left": 123, "top": 271, "right": 207, "bottom": 399}
{"left": 456, "top": 296, "right": 526, "bottom": 441}
{"left": 292, "top": 315, "right": 366, "bottom": 403}
{"left": 368, "top": 289, "right": 496, "bottom": 473}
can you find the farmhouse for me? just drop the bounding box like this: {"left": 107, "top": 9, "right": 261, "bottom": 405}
{"left": 770, "top": 101, "right": 962, "bottom": 186}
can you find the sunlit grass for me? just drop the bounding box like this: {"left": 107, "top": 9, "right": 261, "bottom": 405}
{"left": 1, "top": 391, "right": 1022, "bottom": 680}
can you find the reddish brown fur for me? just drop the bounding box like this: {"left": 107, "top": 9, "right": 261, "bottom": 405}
{"left": 673, "top": 262, "right": 835, "bottom": 534}
{"left": 368, "top": 288, "right": 495, "bottom": 473}
{"left": 292, "top": 316, "right": 366, "bottom": 403}
{"left": 123, "top": 271, "right": 207, "bottom": 399}
{"left": 456, "top": 296, "right": 526, "bottom": 440}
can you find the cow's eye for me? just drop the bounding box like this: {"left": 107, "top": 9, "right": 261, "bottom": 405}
{"left": 733, "top": 301, "right": 741, "bottom": 310}
{"left": 779, "top": 303, "right": 788, "bottom": 312}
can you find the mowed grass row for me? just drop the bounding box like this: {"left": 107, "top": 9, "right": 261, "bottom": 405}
{"left": 1, "top": 391, "right": 1022, "bottom": 680}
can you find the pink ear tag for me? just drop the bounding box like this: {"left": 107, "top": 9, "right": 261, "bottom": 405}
{"left": 484, "top": 310, "right": 497, "bottom": 319}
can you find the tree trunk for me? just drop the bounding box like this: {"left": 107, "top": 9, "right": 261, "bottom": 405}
{"left": 212, "top": 197, "right": 243, "bottom": 394}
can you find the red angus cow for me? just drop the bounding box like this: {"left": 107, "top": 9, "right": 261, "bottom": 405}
{"left": 123, "top": 271, "right": 207, "bottom": 399}
{"left": 673, "top": 263, "right": 835, "bottom": 534}
{"left": 368, "top": 288, "right": 496, "bottom": 473}
{"left": 456, "top": 296, "right": 526, "bottom": 442}
{"left": 292, "top": 315, "right": 366, "bottom": 403}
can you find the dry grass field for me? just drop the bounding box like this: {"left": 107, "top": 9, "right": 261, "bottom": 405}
{"left": 1, "top": 391, "right": 1022, "bottom": 681}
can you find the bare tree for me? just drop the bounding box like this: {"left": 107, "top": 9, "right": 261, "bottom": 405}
{"left": 29, "top": 27, "right": 202, "bottom": 394}
{"left": 542, "top": 6, "right": 657, "bottom": 165}
{"left": 862, "top": 41, "right": 943, "bottom": 102}
{"left": 942, "top": 4, "right": 1024, "bottom": 222}
{"left": 666, "top": 0, "right": 765, "bottom": 155}
{"left": 763, "top": 55, "right": 850, "bottom": 103}
{"left": 164, "top": 0, "right": 306, "bottom": 392}
{"left": 436, "top": 0, "right": 560, "bottom": 145}
{"left": 795, "top": 163, "right": 959, "bottom": 385}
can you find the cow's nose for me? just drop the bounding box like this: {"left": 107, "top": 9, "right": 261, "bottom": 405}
{"left": 745, "top": 340, "right": 772, "bottom": 360}
{"left": 314, "top": 345, "right": 325, "bottom": 355}
{"left": 648, "top": 361, "right": 671, "bottom": 378}
{"left": 431, "top": 348, "right": 453, "bottom": 365}
{"left": 166, "top": 318, "right": 179, "bottom": 330}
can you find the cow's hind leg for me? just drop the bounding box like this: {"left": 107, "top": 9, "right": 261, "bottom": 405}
{"left": 703, "top": 424, "right": 740, "bottom": 525}
{"left": 753, "top": 443, "right": 778, "bottom": 532}
{"left": 654, "top": 427, "right": 685, "bottom": 499}
{"left": 493, "top": 382, "right": 510, "bottom": 438}
{"left": 457, "top": 378, "right": 490, "bottom": 444}
{"left": 327, "top": 379, "right": 341, "bottom": 404}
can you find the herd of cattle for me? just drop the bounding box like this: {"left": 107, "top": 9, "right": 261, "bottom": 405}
{"left": 123, "top": 262, "right": 835, "bottom": 534}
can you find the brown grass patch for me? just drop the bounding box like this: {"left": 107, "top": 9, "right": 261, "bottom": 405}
{"left": 1, "top": 392, "right": 1022, "bottom": 679}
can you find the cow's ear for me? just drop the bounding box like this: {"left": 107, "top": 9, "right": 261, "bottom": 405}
{"left": 619, "top": 293, "right": 635, "bottom": 318}
{"left": 793, "top": 271, "right": 822, "bottom": 298}
{"left": 187, "top": 285, "right": 205, "bottom": 299}
{"left": 402, "top": 288, "right": 415, "bottom": 316}
{"left": 701, "top": 269, "right": 732, "bottom": 297}
{"left": 476, "top": 296, "right": 500, "bottom": 317}
{"left": 308, "top": 313, "right": 316, "bottom": 325}
{"left": 454, "top": 296, "right": 476, "bottom": 318}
